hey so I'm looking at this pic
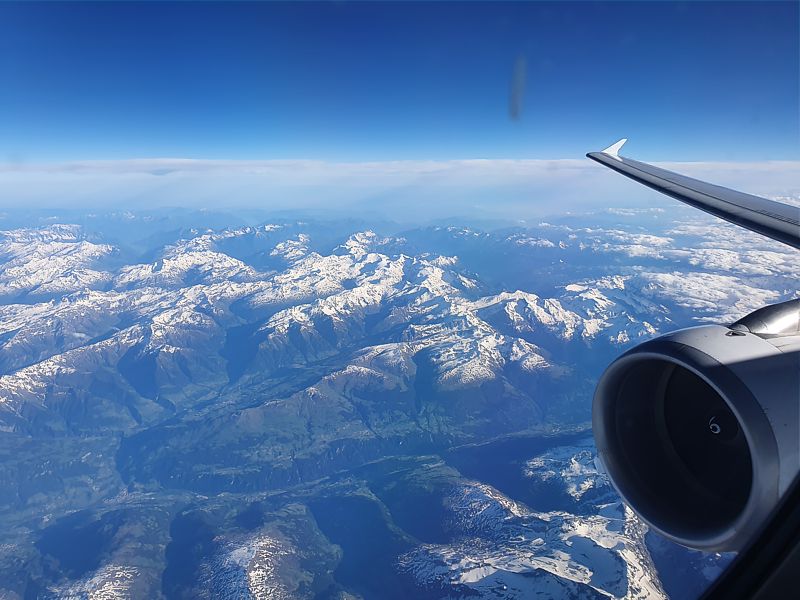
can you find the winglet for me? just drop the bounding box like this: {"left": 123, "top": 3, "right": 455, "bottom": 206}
{"left": 602, "top": 138, "right": 628, "bottom": 158}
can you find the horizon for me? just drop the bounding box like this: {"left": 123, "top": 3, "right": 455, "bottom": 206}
{"left": 1, "top": 154, "right": 798, "bottom": 219}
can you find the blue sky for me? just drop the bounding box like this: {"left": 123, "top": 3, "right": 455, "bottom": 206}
{"left": 1, "top": 1, "right": 797, "bottom": 163}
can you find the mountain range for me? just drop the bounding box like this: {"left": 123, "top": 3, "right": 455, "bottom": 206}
{"left": 0, "top": 207, "right": 795, "bottom": 598}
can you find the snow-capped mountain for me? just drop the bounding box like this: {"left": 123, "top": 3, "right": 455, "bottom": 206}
{"left": 0, "top": 225, "right": 115, "bottom": 300}
{"left": 400, "top": 466, "right": 663, "bottom": 599}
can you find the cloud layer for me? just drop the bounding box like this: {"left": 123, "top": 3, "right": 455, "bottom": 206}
{"left": 1, "top": 158, "right": 798, "bottom": 222}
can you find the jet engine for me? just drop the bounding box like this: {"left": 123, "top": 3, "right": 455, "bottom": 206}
{"left": 593, "top": 299, "right": 800, "bottom": 551}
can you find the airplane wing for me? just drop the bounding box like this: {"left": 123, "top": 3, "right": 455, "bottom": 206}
{"left": 587, "top": 139, "right": 800, "bottom": 250}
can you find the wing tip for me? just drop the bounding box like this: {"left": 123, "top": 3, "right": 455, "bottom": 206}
{"left": 601, "top": 138, "right": 628, "bottom": 157}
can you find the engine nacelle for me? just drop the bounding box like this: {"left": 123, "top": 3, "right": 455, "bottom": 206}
{"left": 593, "top": 300, "right": 800, "bottom": 551}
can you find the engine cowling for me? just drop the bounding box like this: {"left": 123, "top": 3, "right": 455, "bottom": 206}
{"left": 593, "top": 300, "right": 800, "bottom": 551}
